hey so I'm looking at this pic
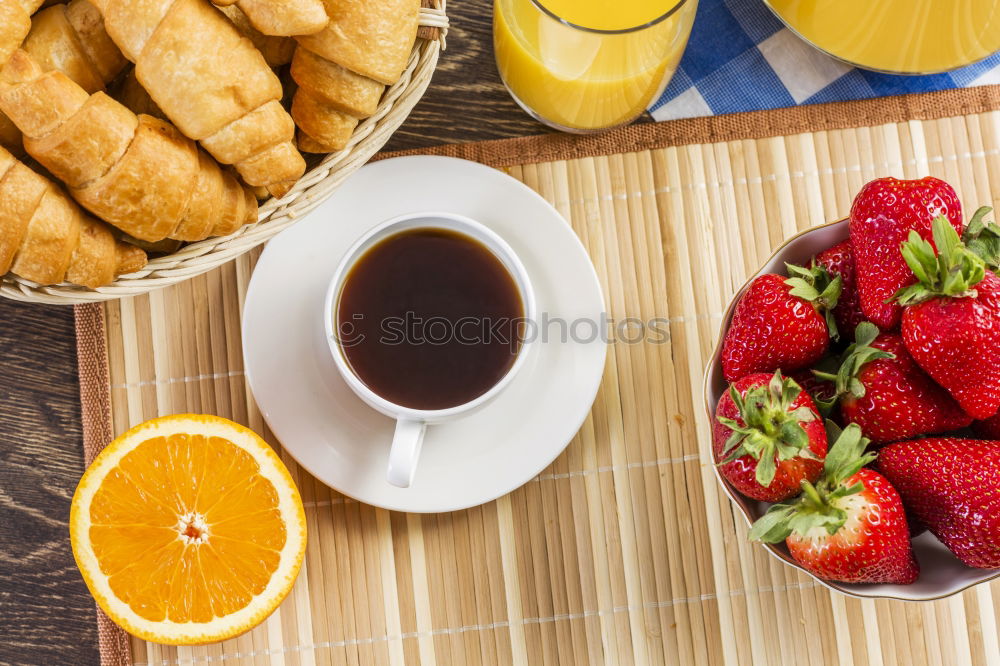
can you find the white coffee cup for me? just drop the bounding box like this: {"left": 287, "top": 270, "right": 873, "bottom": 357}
{"left": 324, "top": 212, "right": 536, "bottom": 488}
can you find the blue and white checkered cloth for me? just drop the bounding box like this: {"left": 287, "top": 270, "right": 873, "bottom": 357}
{"left": 650, "top": 0, "right": 1000, "bottom": 121}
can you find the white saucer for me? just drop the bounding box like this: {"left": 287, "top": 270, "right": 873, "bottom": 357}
{"left": 242, "top": 156, "right": 607, "bottom": 512}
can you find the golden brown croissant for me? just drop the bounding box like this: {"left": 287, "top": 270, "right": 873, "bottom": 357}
{"left": 296, "top": 0, "right": 418, "bottom": 84}
{"left": 0, "top": 145, "right": 146, "bottom": 288}
{"left": 216, "top": 0, "right": 329, "bottom": 38}
{"left": 23, "top": 0, "right": 128, "bottom": 93}
{"left": 0, "top": 50, "right": 256, "bottom": 243}
{"left": 290, "top": 47, "right": 381, "bottom": 152}
{"left": 90, "top": 0, "right": 306, "bottom": 197}
{"left": 0, "top": 0, "right": 127, "bottom": 157}
{"left": 217, "top": 4, "right": 296, "bottom": 68}
{"left": 0, "top": 0, "right": 43, "bottom": 153}
{"left": 0, "top": 0, "right": 43, "bottom": 65}
{"left": 291, "top": 0, "right": 418, "bottom": 152}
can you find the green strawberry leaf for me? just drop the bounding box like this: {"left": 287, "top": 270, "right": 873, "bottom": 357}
{"left": 933, "top": 214, "right": 961, "bottom": 262}
{"left": 789, "top": 406, "right": 818, "bottom": 423}
{"left": 785, "top": 278, "right": 820, "bottom": 302}
{"left": 749, "top": 479, "right": 847, "bottom": 543}
{"left": 963, "top": 207, "right": 1000, "bottom": 270}
{"left": 899, "top": 235, "right": 934, "bottom": 288}
{"left": 826, "top": 322, "right": 895, "bottom": 400}
{"left": 742, "top": 394, "right": 764, "bottom": 431}
{"left": 784, "top": 263, "right": 842, "bottom": 340}
{"left": 821, "top": 422, "right": 876, "bottom": 487}
{"left": 754, "top": 449, "right": 778, "bottom": 487}
{"left": 779, "top": 419, "right": 809, "bottom": 451}
{"left": 729, "top": 384, "right": 745, "bottom": 413}
{"left": 770, "top": 370, "right": 789, "bottom": 401}
{"left": 748, "top": 503, "right": 798, "bottom": 543}
{"left": 854, "top": 321, "right": 880, "bottom": 347}
{"left": 715, "top": 371, "right": 819, "bottom": 489}
{"left": 790, "top": 481, "right": 848, "bottom": 535}
{"left": 824, "top": 419, "right": 843, "bottom": 445}
{"left": 894, "top": 217, "right": 985, "bottom": 305}
{"left": 789, "top": 508, "right": 847, "bottom": 537}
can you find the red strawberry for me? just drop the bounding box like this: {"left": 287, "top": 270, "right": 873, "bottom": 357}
{"left": 878, "top": 438, "right": 1000, "bottom": 568}
{"left": 895, "top": 217, "right": 1000, "bottom": 419}
{"left": 819, "top": 322, "right": 971, "bottom": 443}
{"left": 721, "top": 267, "right": 840, "bottom": 382}
{"left": 750, "top": 424, "right": 918, "bottom": 584}
{"left": 850, "top": 177, "right": 963, "bottom": 329}
{"left": 814, "top": 240, "right": 866, "bottom": 340}
{"left": 973, "top": 411, "right": 1000, "bottom": 439}
{"left": 960, "top": 206, "right": 1000, "bottom": 436}
{"left": 714, "top": 371, "right": 827, "bottom": 502}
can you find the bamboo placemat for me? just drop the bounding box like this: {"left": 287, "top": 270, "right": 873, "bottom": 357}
{"left": 76, "top": 86, "right": 1000, "bottom": 666}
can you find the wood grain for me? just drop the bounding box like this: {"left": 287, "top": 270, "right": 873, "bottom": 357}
{"left": 0, "top": 2, "right": 550, "bottom": 663}
{"left": 0, "top": 302, "right": 100, "bottom": 666}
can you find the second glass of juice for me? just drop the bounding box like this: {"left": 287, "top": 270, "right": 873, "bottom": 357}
{"left": 494, "top": 0, "right": 698, "bottom": 133}
{"left": 765, "top": 0, "right": 1000, "bottom": 74}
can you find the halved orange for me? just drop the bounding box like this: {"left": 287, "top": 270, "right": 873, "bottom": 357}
{"left": 70, "top": 414, "right": 307, "bottom": 645}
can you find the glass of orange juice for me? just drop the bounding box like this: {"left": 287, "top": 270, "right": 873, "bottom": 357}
{"left": 765, "top": 0, "right": 1000, "bottom": 74}
{"left": 494, "top": 0, "right": 698, "bottom": 133}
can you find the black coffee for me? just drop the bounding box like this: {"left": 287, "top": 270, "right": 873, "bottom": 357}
{"left": 337, "top": 228, "right": 524, "bottom": 410}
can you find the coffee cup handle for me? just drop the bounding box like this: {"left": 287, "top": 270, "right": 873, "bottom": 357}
{"left": 387, "top": 418, "right": 427, "bottom": 488}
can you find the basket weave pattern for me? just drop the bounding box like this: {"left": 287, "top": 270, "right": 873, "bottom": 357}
{"left": 1, "top": 1, "right": 449, "bottom": 304}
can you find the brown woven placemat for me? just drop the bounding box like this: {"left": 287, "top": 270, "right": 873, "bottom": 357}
{"left": 381, "top": 85, "right": 1000, "bottom": 167}
{"left": 75, "top": 304, "right": 131, "bottom": 666}
{"left": 76, "top": 85, "right": 1000, "bottom": 665}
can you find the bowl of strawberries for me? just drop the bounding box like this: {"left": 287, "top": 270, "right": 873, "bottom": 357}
{"left": 705, "top": 176, "right": 1000, "bottom": 600}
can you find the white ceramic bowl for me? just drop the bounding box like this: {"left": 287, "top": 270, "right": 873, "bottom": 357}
{"left": 703, "top": 218, "right": 1000, "bottom": 601}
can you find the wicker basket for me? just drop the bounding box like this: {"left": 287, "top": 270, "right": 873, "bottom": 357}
{"left": 1, "top": 1, "right": 449, "bottom": 305}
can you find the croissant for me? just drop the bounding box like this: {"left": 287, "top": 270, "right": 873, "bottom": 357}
{"left": 0, "top": 145, "right": 147, "bottom": 288}
{"left": 289, "top": 47, "right": 381, "bottom": 152}
{"left": 0, "top": 0, "right": 43, "bottom": 65}
{"left": 217, "top": 4, "right": 296, "bottom": 68}
{"left": 296, "top": 0, "right": 418, "bottom": 84}
{"left": 0, "top": 0, "right": 42, "bottom": 153}
{"left": 213, "top": 0, "right": 329, "bottom": 38}
{"left": 0, "top": 0, "right": 127, "bottom": 158}
{"left": 0, "top": 50, "right": 256, "bottom": 242}
{"left": 23, "top": 0, "right": 127, "bottom": 93}
{"left": 292, "top": 0, "right": 418, "bottom": 152}
{"left": 90, "top": 0, "right": 306, "bottom": 197}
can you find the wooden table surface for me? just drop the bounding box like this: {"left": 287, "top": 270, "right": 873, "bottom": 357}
{"left": 0, "top": 4, "right": 656, "bottom": 663}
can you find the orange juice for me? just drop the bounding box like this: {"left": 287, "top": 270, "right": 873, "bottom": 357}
{"left": 766, "top": 0, "right": 1000, "bottom": 73}
{"left": 494, "top": 0, "right": 697, "bottom": 132}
